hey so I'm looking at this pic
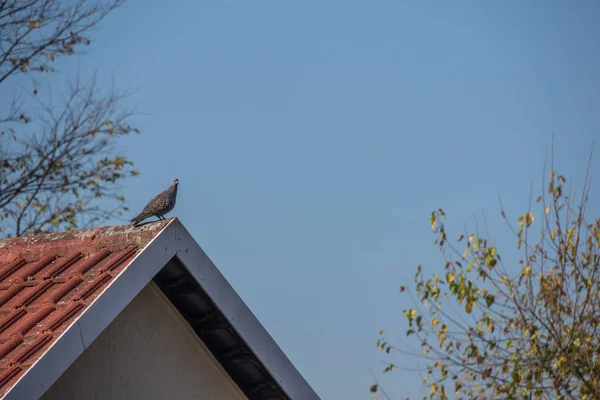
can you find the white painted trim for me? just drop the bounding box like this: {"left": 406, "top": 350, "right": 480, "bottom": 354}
{"left": 3, "top": 219, "right": 320, "bottom": 400}
{"left": 173, "top": 221, "right": 321, "bottom": 400}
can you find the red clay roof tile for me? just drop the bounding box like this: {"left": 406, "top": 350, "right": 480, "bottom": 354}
{"left": 0, "top": 220, "right": 172, "bottom": 398}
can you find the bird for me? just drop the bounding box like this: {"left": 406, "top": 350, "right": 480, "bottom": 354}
{"left": 131, "top": 178, "right": 179, "bottom": 227}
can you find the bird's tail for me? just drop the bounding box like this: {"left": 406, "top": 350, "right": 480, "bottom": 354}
{"left": 130, "top": 212, "right": 149, "bottom": 225}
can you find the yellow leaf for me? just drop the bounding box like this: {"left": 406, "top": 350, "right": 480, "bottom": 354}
{"left": 554, "top": 355, "right": 565, "bottom": 370}
{"left": 465, "top": 302, "right": 473, "bottom": 314}
{"left": 468, "top": 234, "right": 474, "bottom": 243}
{"left": 525, "top": 212, "right": 534, "bottom": 226}
{"left": 551, "top": 231, "right": 557, "bottom": 240}
{"left": 518, "top": 212, "right": 535, "bottom": 228}
{"left": 432, "top": 317, "right": 439, "bottom": 329}
{"left": 447, "top": 272, "right": 455, "bottom": 284}
{"left": 545, "top": 204, "right": 551, "bottom": 214}
{"left": 522, "top": 265, "right": 532, "bottom": 277}
{"left": 430, "top": 384, "right": 439, "bottom": 396}
{"left": 463, "top": 247, "right": 468, "bottom": 259}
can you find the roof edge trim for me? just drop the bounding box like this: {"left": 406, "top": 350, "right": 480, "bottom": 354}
{"left": 172, "top": 220, "right": 320, "bottom": 400}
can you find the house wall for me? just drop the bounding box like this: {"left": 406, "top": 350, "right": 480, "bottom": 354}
{"left": 41, "top": 283, "right": 247, "bottom": 400}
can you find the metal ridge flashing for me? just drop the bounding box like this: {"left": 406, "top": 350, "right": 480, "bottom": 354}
{"left": 172, "top": 220, "right": 320, "bottom": 400}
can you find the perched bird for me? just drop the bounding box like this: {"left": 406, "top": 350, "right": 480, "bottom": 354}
{"left": 131, "top": 178, "right": 179, "bottom": 227}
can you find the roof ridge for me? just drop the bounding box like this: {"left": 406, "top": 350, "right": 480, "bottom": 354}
{"left": 0, "top": 218, "right": 176, "bottom": 263}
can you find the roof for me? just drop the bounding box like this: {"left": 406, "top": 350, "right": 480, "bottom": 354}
{"left": 0, "top": 219, "right": 320, "bottom": 400}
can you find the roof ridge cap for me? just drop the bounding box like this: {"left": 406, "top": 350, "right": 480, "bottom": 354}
{"left": 0, "top": 218, "right": 177, "bottom": 262}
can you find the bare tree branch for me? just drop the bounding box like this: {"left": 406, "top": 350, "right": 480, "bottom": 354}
{"left": 0, "top": 0, "right": 139, "bottom": 238}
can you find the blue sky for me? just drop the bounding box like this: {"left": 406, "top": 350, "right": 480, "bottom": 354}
{"left": 5, "top": 1, "right": 600, "bottom": 398}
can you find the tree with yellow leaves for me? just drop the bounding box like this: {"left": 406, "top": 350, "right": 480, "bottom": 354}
{"left": 373, "top": 150, "right": 600, "bottom": 400}
{"left": 0, "top": 0, "right": 140, "bottom": 237}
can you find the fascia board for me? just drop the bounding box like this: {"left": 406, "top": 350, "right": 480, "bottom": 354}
{"left": 172, "top": 220, "right": 321, "bottom": 400}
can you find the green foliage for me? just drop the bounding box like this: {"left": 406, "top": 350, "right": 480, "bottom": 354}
{"left": 373, "top": 154, "right": 600, "bottom": 400}
{"left": 0, "top": 0, "right": 139, "bottom": 237}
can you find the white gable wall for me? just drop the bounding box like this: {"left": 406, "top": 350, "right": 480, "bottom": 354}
{"left": 41, "top": 282, "right": 247, "bottom": 400}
